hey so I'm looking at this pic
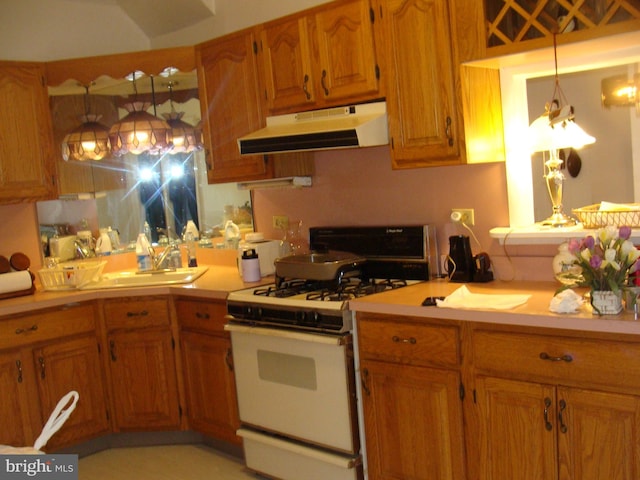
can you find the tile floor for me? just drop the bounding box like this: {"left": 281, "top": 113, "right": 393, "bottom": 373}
{"left": 78, "top": 444, "right": 267, "bottom": 480}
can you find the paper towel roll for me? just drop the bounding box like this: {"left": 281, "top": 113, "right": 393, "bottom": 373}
{"left": 0, "top": 270, "right": 33, "bottom": 294}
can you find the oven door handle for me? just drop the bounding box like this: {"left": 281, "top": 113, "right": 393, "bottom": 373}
{"left": 224, "top": 323, "right": 349, "bottom": 346}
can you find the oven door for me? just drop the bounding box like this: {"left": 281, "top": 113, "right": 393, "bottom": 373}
{"left": 224, "top": 324, "right": 359, "bottom": 454}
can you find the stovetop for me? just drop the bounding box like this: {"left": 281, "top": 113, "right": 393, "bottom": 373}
{"left": 226, "top": 276, "right": 420, "bottom": 334}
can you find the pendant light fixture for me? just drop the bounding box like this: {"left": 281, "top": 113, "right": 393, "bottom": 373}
{"left": 61, "top": 85, "right": 111, "bottom": 161}
{"left": 529, "top": 33, "right": 596, "bottom": 227}
{"left": 162, "top": 81, "right": 203, "bottom": 154}
{"left": 108, "top": 72, "right": 173, "bottom": 156}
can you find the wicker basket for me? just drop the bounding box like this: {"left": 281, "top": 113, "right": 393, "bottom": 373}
{"left": 38, "top": 260, "right": 106, "bottom": 291}
{"left": 572, "top": 203, "right": 640, "bottom": 229}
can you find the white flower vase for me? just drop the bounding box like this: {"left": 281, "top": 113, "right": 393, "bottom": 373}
{"left": 591, "top": 290, "right": 623, "bottom": 315}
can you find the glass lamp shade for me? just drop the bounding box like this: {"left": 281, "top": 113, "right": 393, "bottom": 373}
{"left": 61, "top": 114, "right": 111, "bottom": 161}
{"left": 108, "top": 102, "right": 173, "bottom": 156}
{"left": 162, "top": 111, "right": 203, "bottom": 153}
{"left": 528, "top": 109, "right": 595, "bottom": 152}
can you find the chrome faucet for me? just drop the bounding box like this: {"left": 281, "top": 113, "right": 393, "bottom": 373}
{"left": 149, "top": 243, "right": 182, "bottom": 271}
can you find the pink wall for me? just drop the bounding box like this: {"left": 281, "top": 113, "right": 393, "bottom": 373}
{"left": 252, "top": 146, "right": 558, "bottom": 282}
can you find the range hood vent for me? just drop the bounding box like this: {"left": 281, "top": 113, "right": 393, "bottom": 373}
{"left": 238, "top": 101, "right": 388, "bottom": 155}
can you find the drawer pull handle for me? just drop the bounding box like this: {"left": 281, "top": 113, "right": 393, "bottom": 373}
{"left": 392, "top": 335, "right": 417, "bottom": 344}
{"left": 196, "top": 312, "right": 210, "bottom": 320}
{"left": 225, "top": 348, "right": 234, "bottom": 372}
{"left": 539, "top": 352, "right": 572, "bottom": 363}
{"left": 15, "top": 325, "right": 38, "bottom": 335}
{"left": 302, "top": 74, "right": 311, "bottom": 100}
{"left": 558, "top": 399, "right": 568, "bottom": 433}
{"left": 321, "top": 69, "right": 329, "bottom": 96}
{"left": 16, "top": 360, "right": 23, "bottom": 383}
{"left": 38, "top": 356, "right": 46, "bottom": 379}
{"left": 445, "top": 116, "right": 454, "bottom": 146}
{"left": 109, "top": 340, "right": 117, "bottom": 361}
{"left": 543, "top": 397, "right": 553, "bottom": 431}
{"left": 126, "top": 310, "right": 149, "bottom": 317}
{"left": 361, "top": 368, "right": 371, "bottom": 396}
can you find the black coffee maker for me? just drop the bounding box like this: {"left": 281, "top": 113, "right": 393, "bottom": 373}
{"left": 447, "top": 235, "right": 493, "bottom": 283}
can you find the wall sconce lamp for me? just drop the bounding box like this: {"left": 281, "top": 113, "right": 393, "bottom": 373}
{"left": 61, "top": 85, "right": 111, "bottom": 161}
{"left": 108, "top": 72, "right": 173, "bottom": 156}
{"left": 601, "top": 73, "right": 639, "bottom": 108}
{"left": 529, "top": 34, "right": 596, "bottom": 227}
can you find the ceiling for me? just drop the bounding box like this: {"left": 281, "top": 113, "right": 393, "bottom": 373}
{"left": 67, "top": 0, "right": 216, "bottom": 38}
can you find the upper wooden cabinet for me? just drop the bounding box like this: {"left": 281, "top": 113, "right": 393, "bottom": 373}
{"left": 260, "top": 0, "right": 380, "bottom": 115}
{"left": 196, "top": 28, "right": 273, "bottom": 184}
{"left": 0, "top": 61, "right": 57, "bottom": 204}
{"left": 374, "top": 0, "right": 460, "bottom": 167}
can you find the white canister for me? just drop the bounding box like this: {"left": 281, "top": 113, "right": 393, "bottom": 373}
{"left": 96, "top": 230, "right": 113, "bottom": 255}
{"left": 241, "top": 249, "right": 261, "bottom": 282}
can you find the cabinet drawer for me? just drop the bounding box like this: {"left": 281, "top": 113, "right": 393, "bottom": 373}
{"left": 175, "top": 298, "right": 227, "bottom": 335}
{"left": 358, "top": 316, "right": 460, "bottom": 367}
{"left": 472, "top": 330, "right": 640, "bottom": 391}
{"left": 103, "top": 297, "right": 170, "bottom": 330}
{"left": 0, "top": 303, "right": 95, "bottom": 349}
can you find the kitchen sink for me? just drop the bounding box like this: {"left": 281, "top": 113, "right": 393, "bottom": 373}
{"left": 80, "top": 266, "right": 209, "bottom": 289}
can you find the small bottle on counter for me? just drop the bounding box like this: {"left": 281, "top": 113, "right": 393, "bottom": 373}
{"left": 241, "top": 248, "right": 261, "bottom": 282}
{"left": 136, "top": 233, "right": 152, "bottom": 271}
{"left": 186, "top": 232, "right": 198, "bottom": 267}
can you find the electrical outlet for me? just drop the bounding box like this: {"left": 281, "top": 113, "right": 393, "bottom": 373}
{"left": 451, "top": 208, "right": 475, "bottom": 226}
{"left": 272, "top": 215, "right": 289, "bottom": 230}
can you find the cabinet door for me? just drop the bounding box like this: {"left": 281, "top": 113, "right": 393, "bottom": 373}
{"left": 361, "top": 359, "right": 465, "bottom": 480}
{"left": 557, "top": 387, "right": 640, "bottom": 480}
{"left": 107, "top": 329, "right": 181, "bottom": 431}
{"left": 197, "top": 29, "right": 272, "bottom": 184}
{"left": 180, "top": 331, "right": 240, "bottom": 444}
{"left": 0, "top": 62, "right": 56, "bottom": 203}
{"left": 32, "top": 335, "right": 110, "bottom": 450}
{"left": 474, "top": 376, "right": 558, "bottom": 480}
{"left": 0, "top": 349, "right": 39, "bottom": 447}
{"left": 315, "top": 0, "right": 379, "bottom": 102}
{"left": 375, "top": 0, "right": 460, "bottom": 168}
{"left": 261, "top": 16, "right": 316, "bottom": 113}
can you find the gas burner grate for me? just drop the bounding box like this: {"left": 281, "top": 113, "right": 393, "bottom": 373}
{"left": 306, "top": 278, "right": 409, "bottom": 302}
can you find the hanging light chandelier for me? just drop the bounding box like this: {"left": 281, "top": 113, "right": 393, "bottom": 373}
{"left": 108, "top": 73, "right": 173, "bottom": 156}
{"left": 162, "top": 81, "right": 203, "bottom": 154}
{"left": 61, "top": 85, "right": 111, "bottom": 161}
{"left": 529, "top": 33, "right": 596, "bottom": 227}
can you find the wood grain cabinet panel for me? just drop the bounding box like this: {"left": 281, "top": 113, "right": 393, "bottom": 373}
{"left": 0, "top": 303, "right": 109, "bottom": 451}
{"left": 0, "top": 61, "right": 56, "bottom": 203}
{"left": 468, "top": 327, "right": 640, "bottom": 480}
{"left": 102, "top": 297, "right": 181, "bottom": 432}
{"left": 196, "top": 28, "right": 271, "bottom": 184}
{"left": 356, "top": 313, "right": 465, "bottom": 480}
{"left": 260, "top": 0, "right": 380, "bottom": 115}
{"left": 176, "top": 297, "right": 240, "bottom": 445}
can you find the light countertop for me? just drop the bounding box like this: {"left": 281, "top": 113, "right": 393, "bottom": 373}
{"left": 350, "top": 279, "right": 640, "bottom": 336}
{"left": 3, "top": 265, "right": 640, "bottom": 337}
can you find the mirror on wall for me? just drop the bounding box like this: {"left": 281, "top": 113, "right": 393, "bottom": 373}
{"left": 528, "top": 63, "right": 639, "bottom": 223}
{"left": 37, "top": 69, "right": 253, "bottom": 258}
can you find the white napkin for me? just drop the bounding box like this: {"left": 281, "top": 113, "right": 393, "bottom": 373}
{"left": 599, "top": 201, "right": 640, "bottom": 211}
{"left": 436, "top": 285, "right": 531, "bottom": 310}
{"left": 549, "top": 289, "right": 585, "bottom": 313}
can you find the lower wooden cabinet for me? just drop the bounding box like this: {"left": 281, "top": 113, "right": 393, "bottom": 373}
{"left": 176, "top": 298, "right": 240, "bottom": 445}
{"left": 356, "top": 313, "right": 465, "bottom": 480}
{"left": 467, "top": 326, "right": 640, "bottom": 480}
{"left": 0, "top": 303, "right": 109, "bottom": 451}
{"left": 102, "top": 297, "right": 182, "bottom": 432}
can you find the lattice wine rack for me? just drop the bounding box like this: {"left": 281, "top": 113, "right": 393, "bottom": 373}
{"left": 486, "top": 0, "right": 640, "bottom": 47}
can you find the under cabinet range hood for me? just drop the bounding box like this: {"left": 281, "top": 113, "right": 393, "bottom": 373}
{"left": 238, "top": 101, "right": 388, "bottom": 155}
